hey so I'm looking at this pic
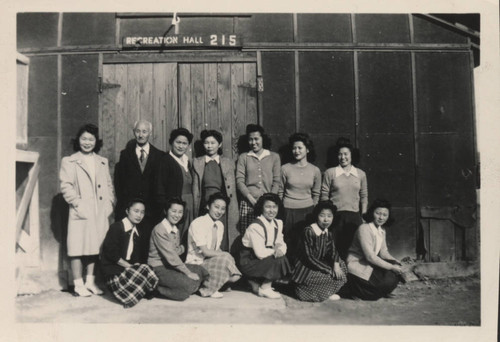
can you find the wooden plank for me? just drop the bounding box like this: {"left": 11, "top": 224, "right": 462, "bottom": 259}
{"left": 429, "top": 219, "right": 456, "bottom": 262}
{"left": 243, "top": 63, "right": 257, "bottom": 125}
{"left": 152, "top": 63, "right": 167, "bottom": 150}
{"left": 103, "top": 52, "right": 256, "bottom": 64}
{"left": 114, "top": 64, "right": 129, "bottom": 162}
{"left": 127, "top": 64, "right": 141, "bottom": 139}
{"left": 205, "top": 63, "right": 218, "bottom": 130}
{"left": 217, "top": 63, "right": 233, "bottom": 159}
{"left": 165, "top": 63, "right": 179, "bottom": 149}
{"left": 420, "top": 218, "right": 430, "bottom": 261}
{"left": 178, "top": 64, "right": 192, "bottom": 132}
{"left": 139, "top": 63, "right": 153, "bottom": 124}
{"left": 191, "top": 64, "right": 206, "bottom": 153}
{"left": 455, "top": 225, "right": 464, "bottom": 261}
{"left": 231, "top": 63, "right": 245, "bottom": 155}
{"left": 101, "top": 64, "right": 117, "bottom": 170}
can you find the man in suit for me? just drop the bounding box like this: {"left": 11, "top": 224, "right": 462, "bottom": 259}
{"left": 114, "top": 120, "right": 164, "bottom": 263}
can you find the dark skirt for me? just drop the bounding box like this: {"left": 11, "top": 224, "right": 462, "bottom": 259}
{"left": 332, "top": 211, "right": 363, "bottom": 260}
{"left": 153, "top": 264, "right": 208, "bottom": 301}
{"left": 238, "top": 200, "right": 257, "bottom": 234}
{"left": 238, "top": 246, "right": 291, "bottom": 281}
{"left": 283, "top": 206, "right": 314, "bottom": 264}
{"left": 347, "top": 266, "right": 400, "bottom": 301}
{"left": 294, "top": 261, "right": 347, "bottom": 302}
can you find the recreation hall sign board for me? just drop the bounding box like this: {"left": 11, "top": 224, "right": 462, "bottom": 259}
{"left": 122, "top": 34, "right": 242, "bottom": 48}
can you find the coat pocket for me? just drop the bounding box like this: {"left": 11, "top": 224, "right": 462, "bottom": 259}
{"left": 70, "top": 198, "right": 92, "bottom": 220}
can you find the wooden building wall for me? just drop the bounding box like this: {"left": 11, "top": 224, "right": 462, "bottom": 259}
{"left": 17, "top": 13, "right": 478, "bottom": 288}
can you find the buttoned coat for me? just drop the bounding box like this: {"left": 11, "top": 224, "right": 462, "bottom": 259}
{"left": 60, "top": 152, "right": 115, "bottom": 256}
{"left": 192, "top": 156, "right": 239, "bottom": 249}
{"left": 114, "top": 141, "right": 164, "bottom": 222}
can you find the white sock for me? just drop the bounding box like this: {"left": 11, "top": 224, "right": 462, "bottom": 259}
{"left": 85, "top": 275, "right": 96, "bottom": 285}
{"left": 74, "top": 278, "right": 85, "bottom": 288}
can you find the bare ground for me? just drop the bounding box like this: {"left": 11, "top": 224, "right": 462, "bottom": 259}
{"left": 15, "top": 276, "right": 480, "bottom": 325}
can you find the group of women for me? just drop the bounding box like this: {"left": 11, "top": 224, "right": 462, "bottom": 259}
{"left": 60, "top": 123, "right": 403, "bottom": 308}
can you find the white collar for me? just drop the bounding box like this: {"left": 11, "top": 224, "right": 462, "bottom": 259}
{"left": 248, "top": 149, "right": 270, "bottom": 160}
{"left": 136, "top": 143, "right": 150, "bottom": 155}
{"left": 122, "top": 217, "right": 139, "bottom": 235}
{"left": 204, "top": 213, "right": 220, "bottom": 227}
{"left": 161, "top": 218, "right": 179, "bottom": 235}
{"left": 257, "top": 215, "right": 277, "bottom": 230}
{"left": 205, "top": 155, "right": 220, "bottom": 164}
{"left": 169, "top": 151, "right": 189, "bottom": 171}
{"left": 335, "top": 165, "right": 358, "bottom": 177}
{"left": 369, "top": 222, "right": 384, "bottom": 235}
{"left": 310, "top": 223, "right": 328, "bottom": 236}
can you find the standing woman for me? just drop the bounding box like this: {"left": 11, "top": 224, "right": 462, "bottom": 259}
{"left": 156, "top": 128, "right": 195, "bottom": 241}
{"left": 236, "top": 124, "right": 281, "bottom": 234}
{"left": 59, "top": 123, "right": 115, "bottom": 296}
{"left": 279, "top": 133, "right": 321, "bottom": 264}
{"left": 320, "top": 137, "right": 368, "bottom": 260}
{"left": 192, "top": 130, "right": 238, "bottom": 252}
{"left": 346, "top": 199, "right": 402, "bottom": 300}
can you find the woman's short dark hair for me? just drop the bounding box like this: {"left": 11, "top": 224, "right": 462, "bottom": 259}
{"left": 163, "top": 197, "right": 186, "bottom": 222}
{"left": 72, "top": 124, "right": 103, "bottom": 153}
{"left": 289, "top": 132, "right": 316, "bottom": 163}
{"left": 126, "top": 198, "right": 146, "bottom": 211}
{"left": 169, "top": 128, "right": 193, "bottom": 144}
{"left": 312, "top": 200, "right": 337, "bottom": 221}
{"left": 200, "top": 129, "right": 223, "bottom": 155}
{"left": 254, "top": 193, "right": 282, "bottom": 217}
{"left": 333, "top": 137, "right": 360, "bottom": 166}
{"left": 362, "top": 198, "right": 395, "bottom": 227}
{"left": 207, "top": 192, "right": 230, "bottom": 207}
{"left": 245, "top": 124, "right": 272, "bottom": 150}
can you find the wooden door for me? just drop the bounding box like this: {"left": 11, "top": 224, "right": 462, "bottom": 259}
{"left": 100, "top": 63, "right": 178, "bottom": 175}
{"left": 100, "top": 62, "right": 257, "bottom": 175}
{"left": 178, "top": 63, "right": 257, "bottom": 161}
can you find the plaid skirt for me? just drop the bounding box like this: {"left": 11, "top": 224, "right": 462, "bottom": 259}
{"left": 238, "top": 200, "right": 257, "bottom": 233}
{"left": 199, "top": 253, "right": 241, "bottom": 297}
{"left": 294, "top": 261, "right": 347, "bottom": 302}
{"left": 106, "top": 264, "right": 159, "bottom": 308}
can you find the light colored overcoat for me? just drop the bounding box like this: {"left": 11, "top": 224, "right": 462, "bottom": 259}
{"left": 60, "top": 151, "right": 115, "bottom": 256}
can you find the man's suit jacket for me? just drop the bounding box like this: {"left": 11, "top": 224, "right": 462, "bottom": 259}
{"left": 114, "top": 140, "right": 164, "bottom": 222}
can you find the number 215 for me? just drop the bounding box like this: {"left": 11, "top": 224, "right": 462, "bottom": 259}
{"left": 210, "top": 35, "right": 236, "bottom": 46}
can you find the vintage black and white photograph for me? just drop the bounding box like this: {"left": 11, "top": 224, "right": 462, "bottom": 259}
{"left": 8, "top": 2, "right": 499, "bottom": 341}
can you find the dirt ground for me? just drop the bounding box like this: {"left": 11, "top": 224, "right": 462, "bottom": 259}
{"left": 15, "top": 276, "right": 480, "bottom": 326}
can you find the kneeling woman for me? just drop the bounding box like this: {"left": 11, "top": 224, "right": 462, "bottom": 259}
{"left": 186, "top": 192, "right": 241, "bottom": 298}
{"left": 292, "top": 201, "right": 347, "bottom": 302}
{"left": 100, "top": 199, "right": 159, "bottom": 308}
{"left": 148, "top": 197, "right": 208, "bottom": 301}
{"left": 238, "top": 193, "right": 291, "bottom": 299}
{"left": 346, "top": 199, "right": 402, "bottom": 300}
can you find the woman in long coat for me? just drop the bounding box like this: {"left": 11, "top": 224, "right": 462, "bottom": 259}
{"left": 60, "top": 123, "right": 115, "bottom": 296}
{"left": 192, "top": 130, "right": 239, "bottom": 253}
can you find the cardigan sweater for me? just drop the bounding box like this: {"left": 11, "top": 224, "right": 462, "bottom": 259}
{"left": 346, "top": 223, "right": 396, "bottom": 280}
{"left": 279, "top": 162, "right": 321, "bottom": 209}
{"left": 320, "top": 166, "right": 368, "bottom": 212}
{"left": 236, "top": 150, "right": 281, "bottom": 201}
{"left": 148, "top": 219, "right": 189, "bottom": 273}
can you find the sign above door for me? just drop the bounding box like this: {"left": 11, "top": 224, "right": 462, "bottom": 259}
{"left": 122, "top": 34, "right": 242, "bottom": 49}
